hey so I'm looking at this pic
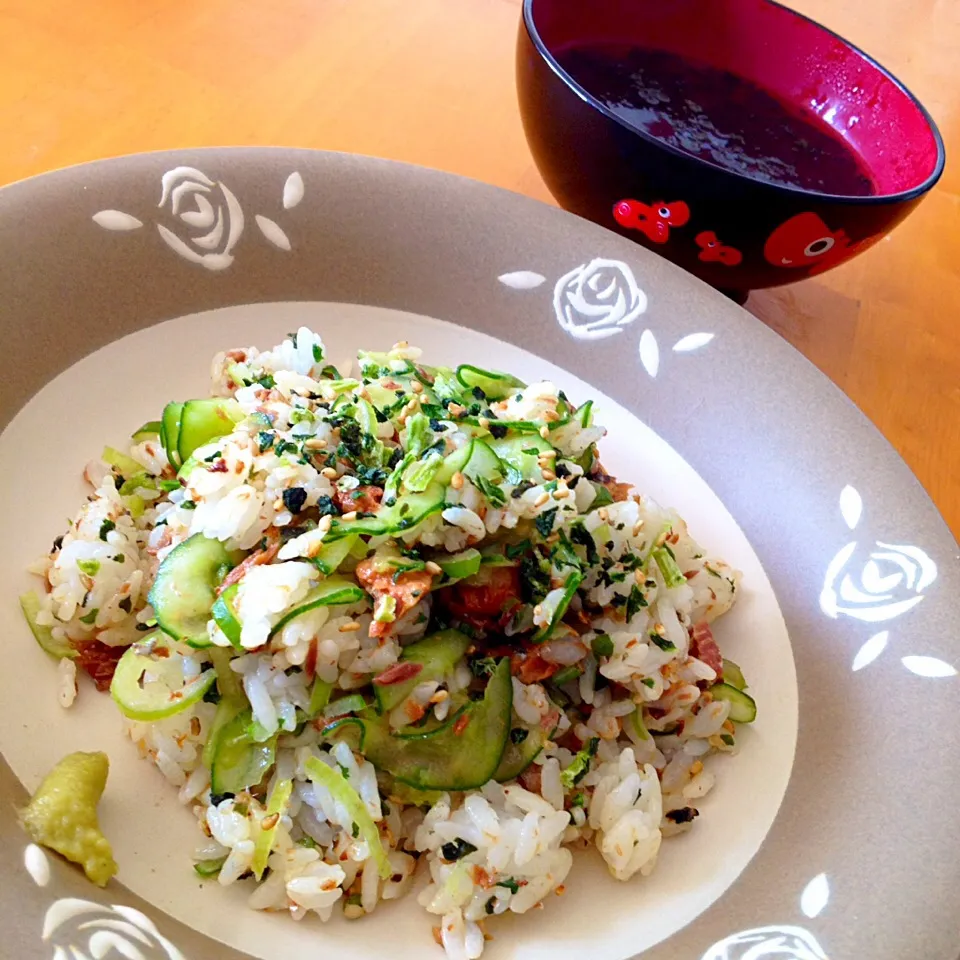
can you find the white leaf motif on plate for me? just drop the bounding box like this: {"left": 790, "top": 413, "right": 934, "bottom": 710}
{"left": 283, "top": 171, "right": 305, "bottom": 209}
{"left": 639, "top": 329, "right": 660, "bottom": 377}
{"left": 701, "top": 925, "right": 828, "bottom": 960}
{"left": 498, "top": 270, "right": 546, "bottom": 290}
{"left": 820, "top": 539, "right": 936, "bottom": 623}
{"left": 92, "top": 210, "right": 143, "bottom": 231}
{"left": 672, "top": 332, "right": 714, "bottom": 352}
{"left": 553, "top": 258, "right": 647, "bottom": 340}
{"left": 852, "top": 631, "right": 889, "bottom": 671}
{"left": 24, "top": 843, "right": 50, "bottom": 886}
{"left": 902, "top": 655, "right": 957, "bottom": 678}
{"left": 839, "top": 485, "right": 862, "bottom": 530}
{"left": 799, "top": 873, "right": 829, "bottom": 918}
{"left": 255, "top": 215, "right": 292, "bottom": 251}
{"left": 42, "top": 898, "right": 185, "bottom": 960}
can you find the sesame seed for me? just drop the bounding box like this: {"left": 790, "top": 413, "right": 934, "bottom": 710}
{"left": 689, "top": 761, "right": 703, "bottom": 776}
{"left": 533, "top": 492, "right": 550, "bottom": 507}
{"left": 339, "top": 622, "right": 362, "bottom": 633}
{"left": 539, "top": 425, "right": 551, "bottom": 439}
{"left": 393, "top": 340, "right": 409, "bottom": 350}
{"left": 653, "top": 622, "right": 666, "bottom": 635}
{"left": 542, "top": 409, "right": 560, "bottom": 422}
{"left": 597, "top": 508, "right": 609, "bottom": 521}
{"left": 533, "top": 605, "right": 543, "bottom": 619}
{"left": 451, "top": 472, "right": 465, "bottom": 490}
{"left": 723, "top": 719, "right": 735, "bottom": 733}
{"left": 448, "top": 403, "right": 464, "bottom": 417}
{"left": 429, "top": 689, "right": 449, "bottom": 704}
{"left": 541, "top": 468, "right": 556, "bottom": 482}
{"left": 317, "top": 515, "right": 333, "bottom": 532}
{"left": 708, "top": 734, "right": 725, "bottom": 748}
{"left": 410, "top": 380, "right": 423, "bottom": 394}
{"left": 539, "top": 448, "right": 557, "bottom": 459}
{"left": 555, "top": 885, "right": 566, "bottom": 896}
{"left": 425, "top": 560, "right": 442, "bottom": 575}
{"left": 553, "top": 488, "right": 570, "bottom": 500}
{"left": 261, "top": 812, "right": 280, "bottom": 831}
{"left": 632, "top": 521, "right": 644, "bottom": 537}
{"left": 341, "top": 511, "right": 358, "bottom": 522}
{"left": 478, "top": 416, "right": 490, "bottom": 429}
{"left": 633, "top": 569, "right": 645, "bottom": 585}
{"left": 304, "top": 437, "right": 327, "bottom": 449}
{"left": 321, "top": 467, "right": 338, "bottom": 479}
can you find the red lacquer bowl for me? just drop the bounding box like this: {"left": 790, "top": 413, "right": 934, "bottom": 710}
{"left": 517, "top": 0, "right": 945, "bottom": 295}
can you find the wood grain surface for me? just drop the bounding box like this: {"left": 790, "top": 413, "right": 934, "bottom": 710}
{"left": 0, "top": 0, "right": 957, "bottom": 532}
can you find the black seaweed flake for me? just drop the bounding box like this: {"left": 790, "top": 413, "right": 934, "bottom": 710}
{"left": 282, "top": 487, "right": 308, "bottom": 514}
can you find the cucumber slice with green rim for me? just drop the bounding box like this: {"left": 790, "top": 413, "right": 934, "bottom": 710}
{"left": 252, "top": 778, "right": 293, "bottom": 879}
{"left": 323, "top": 693, "right": 368, "bottom": 719}
{"left": 201, "top": 695, "right": 246, "bottom": 768}
{"left": 211, "top": 584, "right": 243, "bottom": 650}
{"left": 193, "top": 857, "right": 226, "bottom": 878}
{"left": 327, "top": 482, "right": 447, "bottom": 541}
{"left": 374, "top": 629, "right": 471, "bottom": 714}
{"left": 627, "top": 706, "right": 651, "bottom": 741}
{"left": 721, "top": 658, "right": 747, "bottom": 690}
{"left": 177, "top": 399, "right": 243, "bottom": 464}
{"left": 488, "top": 435, "right": 553, "bottom": 482}
{"left": 102, "top": 446, "right": 144, "bottom": 479}
{"left": 433, "top": 549, "right": 482, "bottom": 583}
{"left": 109, "top": 636, "right": 216, "bottom": 721}
{"left": 455, "top": 364, "right": 526, "bottom": 400}
{"left": 709, "top": 682, "right": 757, "bottom": 723}
{"left": 161, "top": 402, "right": 184, "bottom": 467}
{"left": 148, "top": 533, "right": 242, "bottom": 647}
{"left": 267, "top": 577, "right": 366, "bottom": 639}
{"left": 131, "top": 420, "right": 162, "bottom": 441}
{"left": 325, "top": 657, "right": 512, "bottom": 791}
{"left": 19, "top": 592, "right": 75, "bottom": 659}
{"left": 304, "top": 757, "right": 391, "bottom": 879}
{"left": 311, "top": 535, "right": 358, "bottom": 576}
{"left": 532, "top": 571, "right": 583, "bottom": 643}
{"left": 494, "top": 712, "right": 556, "bottom": 782}
{"left": 308, "top": 677, "right": 334, "bottom": 717}
{"left": 210, "top": 708, "right": 277, "bottom": 795}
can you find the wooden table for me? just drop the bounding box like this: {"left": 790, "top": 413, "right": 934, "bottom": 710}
{"left": 1, "top": 0, "right": 957, "bottom": 532}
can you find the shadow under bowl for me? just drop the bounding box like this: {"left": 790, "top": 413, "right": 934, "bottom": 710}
{"left": 517, "top": 0, "right": 945, "bottom": 293}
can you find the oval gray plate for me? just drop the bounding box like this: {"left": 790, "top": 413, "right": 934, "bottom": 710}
{"left": 1, "top": 149, "right": 958, "bottom": 960}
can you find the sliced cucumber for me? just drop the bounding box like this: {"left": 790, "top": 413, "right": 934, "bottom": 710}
{"left": 177, "top": 399, "right": 243, "bottom": 464}
{"left": 721, "top": 658, "right": 747, "bottom": 690}
{"left": 110, "top": 636, "right": 216, "bottom": 721}
{"left": 149, "top": 533, "right": 241, "bottom": 647}
{"left": 374, "top": 629, "right": 471, "bottom": 714}
{"left": 327, "top": 482, "right": 446, "bottom": 542}
{"left": 202, "top": 695, "right": 246, "bottom": 769}
{"left": 455, "top": 364, "right": 526, "bottom": 400}
{"left": 308, "top": 677, "right": 334, "bottom": 717}
{"left": 325, "top": 658, "right": 512, "bottom": 791}
{"left": 433, "top": 548, "right": 482, "bottom": 584}
{"left": 210, "top": 708, "right": 277, "bottom": 795}
{"left": 19, "top": 592, "right": 75, "bottom": 659}
{"left": 161, "top": 402, "right": 184, "bottom": 467}
{"left": 131, "top": 420, "right": 163, "bottom": 441}
{"left": 488, "top": 435, "right": 553, "bottom": 482}
{"left": 252, "top": 778, "right": 292, "bottom": 879}
{"left": 495, "top": 713, "right": 556, "bottom": 782}
{"left": 211, "top": 584, "right": 242, "bottom": 650}
{"left": 709, "top": 682, "right": 757, "bottom": 723}
{"left": 102, "top": 446, "right": 144, "bottom": 479}
{"left": 627, "top": 705, "right": 651, "bottom": 741}
{"left": 311, "top": 536, "right": 358, "bottom": 576}
{"left": 267, "top": 577, "right": 366, "bottom": 639}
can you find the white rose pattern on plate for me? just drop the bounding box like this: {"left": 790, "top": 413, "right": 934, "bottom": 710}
{"left": 821, "top": 485, "right": 952, "bottom": 677}
{"left": 93, "top": 167, "right": 303, "bottom": 270}
{"left": 553, "top": 258, "right": 648, "bottom": 340}
{"left": 701, "top": 925, "right": 829, "bottom": 960}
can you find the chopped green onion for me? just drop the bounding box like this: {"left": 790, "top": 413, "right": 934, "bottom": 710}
{"left": 560, "top": 737, "right": 599, "bottom": 789}
{"left": 591, "top": 634, "right": 614, "bottom": 659}
{"left": 652, "top": 546, "right": 685, "bottom": 588}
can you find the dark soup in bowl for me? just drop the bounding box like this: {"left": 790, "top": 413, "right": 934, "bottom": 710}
{"left": 555, "top": 44, "right": 875, "bottom": 196}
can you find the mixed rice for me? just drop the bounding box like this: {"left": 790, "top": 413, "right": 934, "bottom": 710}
{"left": 21, "top": 327, "right": 756, "bottom": 959}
